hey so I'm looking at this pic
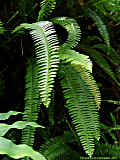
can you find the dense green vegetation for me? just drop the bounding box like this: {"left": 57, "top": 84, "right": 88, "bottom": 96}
{"left": 0, "top": 0, "right": 120, "bottom": 159}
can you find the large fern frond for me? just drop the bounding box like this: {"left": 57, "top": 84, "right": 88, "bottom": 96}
{"left": 38, "top": 0, "right": 56, "bottom": 21}
{"left": 29, "top": 22, "right": 59, "bottom": 107}
{"left": 59, "top": 63, "right": 100, "bottom": 157}
{"left": 51, "top": 17, "right": 81, "bottom": 49}
{"left": 13, "top": 21, "right": 59, "bottom": 107}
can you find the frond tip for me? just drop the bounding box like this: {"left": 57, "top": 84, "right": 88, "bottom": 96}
{"left": 38, "top": 0, "right": 56, "bottom": 21}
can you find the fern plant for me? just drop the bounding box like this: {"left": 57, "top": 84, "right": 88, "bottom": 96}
{"left": 12, "top": 0, "right": 101, "bottom": 158}
{"left": 2, "top": 0, "right": 120, "bottom": 159}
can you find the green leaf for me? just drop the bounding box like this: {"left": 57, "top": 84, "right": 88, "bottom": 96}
{"left": 0, "top": 137, "right": 46, "bottom": 160}
{"left": 0, "top": 121, "right": 44, "bottom": 136}
{"left": 0, "top": 111, "right": 22, "bottom": 120}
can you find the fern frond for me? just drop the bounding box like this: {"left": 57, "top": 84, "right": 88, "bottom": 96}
{"left": 92, "top": 44, "right": 120, "bottom": 67}
{"left": 95, "top": 143, "right": 120, "bottom": 158}
{"left": 22, "top": 58, "right": 40, "bottom": 147}
{"left": 59, "top": 63, "right": 100, "bottom": 157}
{"left": 85, "top": 8, "right": 110, "bottom": 55}
{"left": 13, "top": 21, "right": 59, "bottom": 107}
{"left": 29, "top": 21, "right": 59, "bottom": 107}
{"left": 51, "top": 17, "right": 81, "bottom": 49}
{"left": 38, "top": 0, "right": 56, "bottom": 21}
{"left": 59, "top": 48, "right": 92, "bottom": 73}
{"left": 40, "top": 131, "right": 75, "bottom": 160}
{"left": 0, "top": 137, "right": 46, "bottom": 160}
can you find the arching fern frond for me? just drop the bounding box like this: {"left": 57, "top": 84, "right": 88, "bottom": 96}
{"left": 85, "top": 8, "right": 110, "bottom": 55}
{"left": 13, "top": 21, "right": 59, "bottom": 107}
{"left": 51, "top": 17, "right": 81, "bottom": 49}
{"left": 38, "top": 0, "right": 56, "bottom": 21}
{"left": 29, "top": 22, "right": 59, "bottom": 107}
{"left": 59, "top": 63, "right": 100, "bottom": 157}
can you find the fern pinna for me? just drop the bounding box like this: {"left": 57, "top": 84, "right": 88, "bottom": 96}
{"left": 12, "top": 0, "right": 101, "bottom": 158}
